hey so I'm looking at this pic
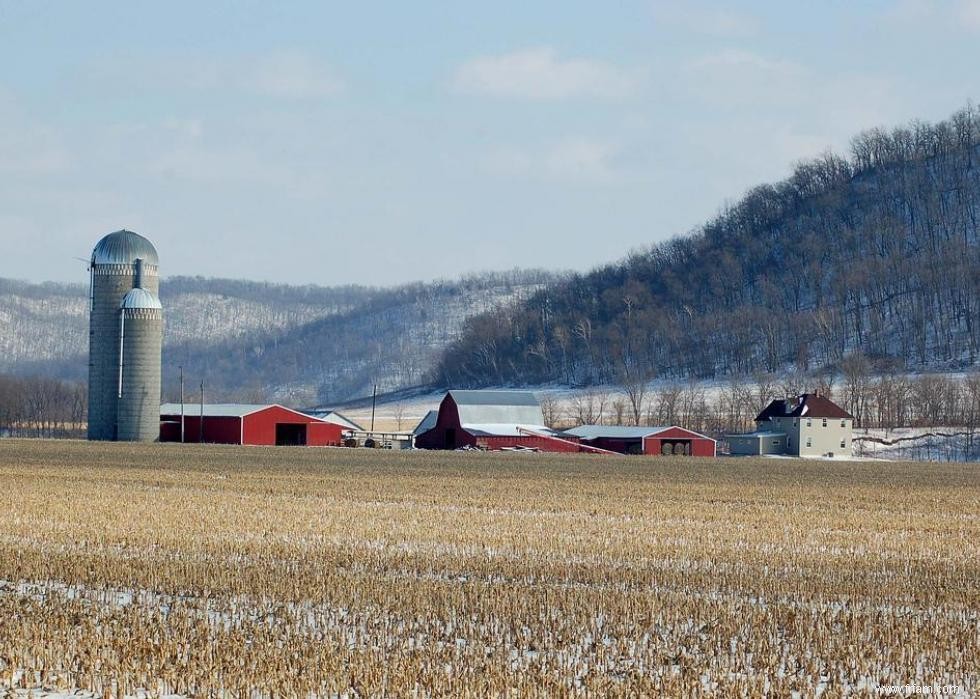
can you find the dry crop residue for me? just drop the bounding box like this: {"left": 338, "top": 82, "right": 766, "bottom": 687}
{"left": 0, "top": 440, "right": 977, "bottom": 696}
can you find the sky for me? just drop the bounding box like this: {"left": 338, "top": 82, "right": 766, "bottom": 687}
{"left": 1, "top": 0, "right": 978, "bottom": 287}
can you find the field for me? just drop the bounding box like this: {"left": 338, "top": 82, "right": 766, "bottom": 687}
{"left": 0, "top": 441, "right": 977, "bottom": 697}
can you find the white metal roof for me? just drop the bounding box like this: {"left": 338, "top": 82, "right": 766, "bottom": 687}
{"left": 462, "top": 423, "right": 556, "bottom": 437}
{"left": 561, "top": 425, "right": 671, "bottom": 440}
{"left": 448, "top": 390, "right": 543, "bottom": 426}
{"left": 307, "top": 410, "right": 363, "bottom": 430}
{"left": 91, "top": 230, "right": 159, "bottom": 266}
{"left": 449, "top": 390, "right": 540, "bottom": 406}
{"left": 120, "top": 287, "right": 162, "bottom": 310}
{"left": 160, "top": 403, "right": 325, "bottom": 420}
{"left": 412, "top": 410, "right": 438, "bottom": 436}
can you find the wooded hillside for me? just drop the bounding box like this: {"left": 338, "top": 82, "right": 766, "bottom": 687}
{"left": 437, "top": 105, "right": 980, "bottom": 388}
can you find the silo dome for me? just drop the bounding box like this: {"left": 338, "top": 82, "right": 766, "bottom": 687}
{"left": 120, "top": 287, "right": 162, "bottom": 310}
{"left": 91, "top": 230, "right": 159, "bottom": 266}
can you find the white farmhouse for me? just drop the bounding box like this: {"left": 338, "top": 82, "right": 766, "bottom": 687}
{"left": 727, "top": 393, "right": 854, "bottom": 457}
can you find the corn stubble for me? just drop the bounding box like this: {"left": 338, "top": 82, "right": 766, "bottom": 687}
{"left": 0, "top": 440, "right": 976, "bottom": 697}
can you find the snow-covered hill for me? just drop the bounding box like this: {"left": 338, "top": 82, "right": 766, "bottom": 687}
{"left": 0, "top": 271, "right": 556, "bottom": 403}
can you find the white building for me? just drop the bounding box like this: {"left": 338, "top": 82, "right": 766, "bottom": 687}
{"left": 727, "top": 393, "right": 854, "bottom": 457}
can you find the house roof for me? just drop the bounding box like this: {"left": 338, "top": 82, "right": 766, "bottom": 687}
{"left": 160, "top": 403, "right": 324, "bottom": 420}
{"left": 756, "top": 393, "right": 854, "bottom": 421}
{"left": 447, "top": 390, "right": 543, "bottom": 426}
{"left": 561, "top": 425, "right": 671, "bottom": 440}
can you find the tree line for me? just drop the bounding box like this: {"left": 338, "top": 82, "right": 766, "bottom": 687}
{"left": 0, "top": 374, "right": 87, "bottom": 438}
{"left": 539, "top": 370, "right": 980, "bottom": 432}
{"left": 537, "top": 369, "right": 980, "bottom": 461}
{"left": 437, "top": 105, "right": 980, "bottom": 389}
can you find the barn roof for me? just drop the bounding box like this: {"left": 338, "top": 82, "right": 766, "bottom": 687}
{"left": 462, "top": 423, "right": 556, "bottom": 437}
{"left": 306, "top": 409, "right": 363, "bottom": 430}
{"left": 160, "top": 403, "right": 325, "bottom": 420}
{"left": 413, "top": 410, "right": 438, "bottom": 436}
{"left": 447, "top": 390, "right": 544, "bottom": 426}
{"left": 561, "top": 425, "right": 671, "bottom": 440}
{"left": 756, "top": 394, "right": 853, "bottom": 421}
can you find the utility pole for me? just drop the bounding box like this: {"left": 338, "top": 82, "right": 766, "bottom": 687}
{"left": 199, "top": 379, "right": 205, "bottom": 443}
{"left": 370, "top": 384, "right": 378, "bottom": 432}
{"left": 179, "top": 366, "right": 185, "bottom": 444}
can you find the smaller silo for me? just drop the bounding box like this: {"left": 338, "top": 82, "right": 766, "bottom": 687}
{"left": 116, "top": 285, "right": 163, "bottom": 442}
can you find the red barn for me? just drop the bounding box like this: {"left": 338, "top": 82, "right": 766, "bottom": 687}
{"left": 160, "top": 403, "right": 345, "bottom": 446}
{"left": 414, "top": 390, "right": 598, "bottom": 453}
{"left": 561, "top": 425, "right": 716, "bottom": 456}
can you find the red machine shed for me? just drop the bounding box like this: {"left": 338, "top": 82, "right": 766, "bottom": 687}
{"left": 160, "top": 403, "right": 344, "bottom": 446}
{"left": 561, "top": 425, "right": 716, "bottom": 456}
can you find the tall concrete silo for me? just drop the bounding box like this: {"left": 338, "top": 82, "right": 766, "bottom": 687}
{"left": 87, "top": 230, "right": 163, "bottom": 441}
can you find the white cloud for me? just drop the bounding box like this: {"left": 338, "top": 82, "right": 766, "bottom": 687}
{"left": 453, "top": 47, "right": 638, "bottom": 100}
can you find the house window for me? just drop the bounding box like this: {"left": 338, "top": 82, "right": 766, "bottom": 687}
{"left": 822, "top": 418, "right": 827, "bottom": 427}
{"left": 772, "top": 440, "right": 780, "bottom": 446}
{"left": 841, "top": 420, "right": 846, "bottom": 428}
{"left": 787, "top": 437, "right": 792, "bottom": 446}
{"left": 793, "top": 419, "right": 798, "bottom": 426}
{"left": 806, "top": 437, "right": 812, "bottom": 447}
{"left": 840, "top": 439, "right": 846, "bottom": 448}
{"left": 806, "top": 419, "right": 812, "bottom": 427}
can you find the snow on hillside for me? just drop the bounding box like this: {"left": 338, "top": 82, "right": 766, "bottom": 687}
{"left": 0, "top": 292, "right": 87, "bottom": 364}
{"left": 0, "top": 281, "right": 350, "bottom": 367}
{"left": 0, "top": 272, "right": 557, "bottom": 403}
{"left": 854, "top": 427, "right": 980, "bottom": 463}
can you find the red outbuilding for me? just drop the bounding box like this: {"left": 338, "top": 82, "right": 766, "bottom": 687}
{"left": 414, "top": 390, "right": 605, "bottom": 453}
{"left": 160, "top": 403, "right": 345, "bottom": 446}
{"left": 560, "top": 425, "right": 717, "bottom": 456}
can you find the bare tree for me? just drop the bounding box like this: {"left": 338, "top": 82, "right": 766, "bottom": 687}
{"left": 840, "top": 353, "right": 872, "bottom": 427}
{"left": 610, "top": 399, "right": 627, "bottom": 426}
{"left": 617, "top": 360, "right": 654, "bottom": 426}
{"left": 393, "top": 402, "right": 407, "bottom": 431}
{"left": 572, "top": 388, "right": 607, "bottom": 425}
{"left": 538, "top": 393, "right": 563, "bottom": 429}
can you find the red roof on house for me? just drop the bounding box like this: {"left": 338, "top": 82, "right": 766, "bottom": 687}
{"left": 756, "top": 393, "right": 853, "bottom": 421}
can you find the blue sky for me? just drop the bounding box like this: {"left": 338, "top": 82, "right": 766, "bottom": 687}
{"left": 1, "top": 1, "right": 978, "bottom": 286}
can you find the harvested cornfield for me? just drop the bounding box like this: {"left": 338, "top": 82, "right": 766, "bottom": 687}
{"left": 0, "top": 440, "right": 977, "bottom": 697}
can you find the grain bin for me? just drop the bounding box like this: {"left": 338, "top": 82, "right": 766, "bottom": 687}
{"left": 87, "top": 230, "right": 162, "bottom": 441}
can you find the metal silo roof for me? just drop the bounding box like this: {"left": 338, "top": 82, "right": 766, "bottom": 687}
{"left": 91, "top": 230, "right": 159, "bottom": 266}
{"left": 120, "top": 287, "right": 162, "bottom": 310}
